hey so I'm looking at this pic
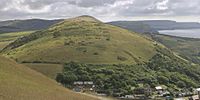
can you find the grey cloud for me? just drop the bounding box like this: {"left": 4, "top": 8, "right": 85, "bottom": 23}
{"left": 67, "top": 0, "right": 117, "bottom": 7}
{"left": 0, "top": 0, "right": 200, "bottom": 21}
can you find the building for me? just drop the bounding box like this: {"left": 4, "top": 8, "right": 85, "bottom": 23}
{"left": 194, "top": 88, "right": 200, "bottom": 99}
{"left": 73, "top": 81, "right": 95, "bottom": 92}
{"left": 155, "top": 86, "right": 164, "bottom": 94}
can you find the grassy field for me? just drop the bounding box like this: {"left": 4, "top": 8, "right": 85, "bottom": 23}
{"left": 151, "top": 34, "right": 200, "bottom": 64}
{"left": 0, "top": 56, "right": 99, "bottom": 100}
{"left": 0, "top": 31, "right": 33, "bottom": 50}
{"left": 24, "top": 63, "right": 63, "bottom": 79}
{"left": 2, "top": 16, "right": 161, "bottom": 64}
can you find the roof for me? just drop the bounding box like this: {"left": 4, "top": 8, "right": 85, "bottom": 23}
{"left": 155, "top": 86, "right": 163, "bottom": 90}
{"left": 74, "top": 81, "right": 93, "bottom": 85}
{"left": 196, "top": 88, "right": 200, "bottom": 91}
{"left": 74, "top": 81, "right": 83, "bottom": 85}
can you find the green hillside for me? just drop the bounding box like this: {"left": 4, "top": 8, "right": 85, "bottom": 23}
{"left": 0, "top": 31, "right": 33, "bottom": 50}
{"left": 1, "top": 16, "right": 200, "bottom": 97}
{"left": 151, "top": 34, "right": 200, "bottom": 64}
{"left": 0, "top": 56, "right": 99, "bottom": 100}
{"left": 108, "top": 20, "right": 200, "bottom": 65}
{"left": 1, "top": 16, "right": 160, "bottom": 64}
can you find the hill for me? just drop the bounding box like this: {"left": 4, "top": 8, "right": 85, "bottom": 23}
{"left": 1, "top": 15, "right": 161, "bottom": 64}
{"left": 0, "top": 31, "right": 33, "bottom": 50}
{"left": 1, "top": 16, "right": 200, "bottom": 96}
{"left": 0, "top": 56, "right": 99, "bottom": 100}
{"left": 0, "top": 19, "right": 63, "bottom": 33}
{"left": 108, "top": 21, "right": 158, "bottom": 33}
{"left": 109, "top": 20, "right": 200, "bottom": 31}
{"left": 138, "top": 20, "right": 200, "bottom": 30}
{"left": 151, "top": 34, "right": 200, "bottom": 64}
{"left": 108, "top": 20, "right": 200, "bottom": 64}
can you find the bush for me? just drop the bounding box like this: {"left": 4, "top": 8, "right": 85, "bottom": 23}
{"left": 117, "top": 56, "right": 127, "bottom": 61}
{"left": 177, "top": 81, "right": 186, "bottom": 88}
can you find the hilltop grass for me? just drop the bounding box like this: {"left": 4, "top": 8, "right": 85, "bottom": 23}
{"left": 0, "top": 56, "right": 99, "bottom": 100}
{"left": 2, "top": 16, "right": 158, "bottom": 64}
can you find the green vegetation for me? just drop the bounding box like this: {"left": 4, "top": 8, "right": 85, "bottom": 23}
{"left": 1, "top": 16, "right": 159, "bottom": 64}
{"left": 109, "top": 20, "right": 200, "bottom": 65}
{"left": 151, "top": 34, "right": 200, "bottom": 64}
{"left": 56, "top": 48, "right": 200, "bottom": 96}
{"left": 0, "top": 56, "right": 99, "bottom": 100}
{"left": 2, "top": 16, "right": 200, "bottom": 98}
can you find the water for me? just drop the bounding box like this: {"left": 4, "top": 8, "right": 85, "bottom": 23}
{"left": 159, "top": 29, "right": 200, "bottom": 38}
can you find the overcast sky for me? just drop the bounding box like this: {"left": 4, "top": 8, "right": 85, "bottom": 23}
{"left": 0, "top": 0, "right": 200, "bottom": 22}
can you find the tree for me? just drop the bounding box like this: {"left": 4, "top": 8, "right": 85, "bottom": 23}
{"left": 63, "top": 71, "right": 78, "bottom": 84}
{"left": 56, "top": 73, "right": 64, "bottom": 83}
{"left": 177, "top": 81, "right": 186, "bottom": 88}
{"left": 157, "top": 76, "right": 169, "bottom": 84}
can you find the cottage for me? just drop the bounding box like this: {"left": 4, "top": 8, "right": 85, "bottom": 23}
{"left": 195, "top": 88, "right": 200, "bottom": 99}
{"left": 155, "top": 86, "right": 163, "bottom": 94}
{"left": 73, "top": 81, "right": 84, "bottom": 92}
{"left": 73, "top": 81, "right": 95, "bottom": 92}
{"left": 191, "top": 95, "right": 199, "bottom": 100}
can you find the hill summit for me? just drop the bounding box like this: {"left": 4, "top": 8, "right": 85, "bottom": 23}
{"left": 2, "top": 16, "right": 162, "bottom": 64}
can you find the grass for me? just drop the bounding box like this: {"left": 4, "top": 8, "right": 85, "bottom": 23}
{"left": 2, "top": 16, "right": 159, "bottom": 64}
{"left": 24, "top": 63, "right": 63, "bottom": 79}
{"left": 0, "top": 56, "right": 99, "bottom": 100}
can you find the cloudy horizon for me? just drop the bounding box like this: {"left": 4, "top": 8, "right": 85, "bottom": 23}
{"left": 0, "top": 0, "right": 200, "bottom": 22}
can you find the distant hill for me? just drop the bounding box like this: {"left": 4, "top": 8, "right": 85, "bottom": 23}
{"left": 0, "top": 56, "right": 98, "bottom": 100}
{"left": 138, "top": 20, "right": 200, "bottom": 30}
{"left": 108, "top": 21, "right": 158, "bottom": 33}
{"left": 109, "top": 20, "right": 200, "bottom": 33}
{"left": 1, "top": 15, "right": 161, "bottom": 64}
{"left": 0, "top": 19, "right": 63, "bottom": 33}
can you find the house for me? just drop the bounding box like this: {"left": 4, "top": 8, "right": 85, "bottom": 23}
{"left": 155, "top": 86, "right": 164, "bottom": 94}
{"left": 73, "top": 81, "right": 84, "bottom": 92}
{"left": 73, "top": 81, "right": 95, "bottom": 92}
{"left": 191, "top": 95, "right": 199, "bottom": 100}
{"left": 194, "top": 88, "right": 200, "bottom": 100}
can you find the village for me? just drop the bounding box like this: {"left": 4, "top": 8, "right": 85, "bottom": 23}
{"left": 73, "top": 81, "right": 200, "bottom": 100}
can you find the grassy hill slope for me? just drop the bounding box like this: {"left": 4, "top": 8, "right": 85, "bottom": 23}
{"left": 1, "top": 16, "right": 161, "bottom": 64}
{"left": 108, "top": 21, "right": 200, "bottom": 64}
{"left": 0, "top": 31, "right": 33, "bottom": 50}
{"left": 151, "top": 34, "right": 200, "bottom": 64}
{"left": 0, "top": 56, "right": 99, "bottom": 100}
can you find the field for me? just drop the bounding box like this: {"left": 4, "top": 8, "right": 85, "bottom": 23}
{"left": 0, "top": 56, "right": 99, "bottom": 100}
{"left": 24, "top": 63, "right": 63, "bottom": 79}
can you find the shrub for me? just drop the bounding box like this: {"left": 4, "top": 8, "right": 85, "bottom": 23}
{"left": 117, "top": 56, "right": 127, "bottom": 61}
